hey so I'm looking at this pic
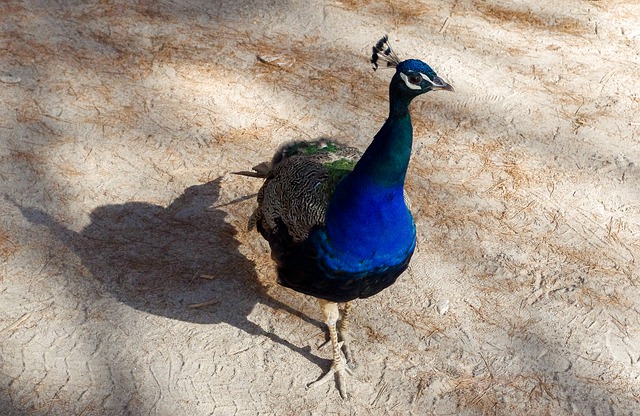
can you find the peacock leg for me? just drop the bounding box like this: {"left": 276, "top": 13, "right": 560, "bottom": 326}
{"left": 308, "top": 299, "right": 354, "bottom": 399}
{"left": 338, "top": 301, "right": 356, "bottom": 369}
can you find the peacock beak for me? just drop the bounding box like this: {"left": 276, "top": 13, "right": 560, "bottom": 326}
{"left": 431, "top": 76, "right": 454, "bottom": 92}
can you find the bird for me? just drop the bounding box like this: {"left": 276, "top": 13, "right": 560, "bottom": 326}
{"left": 236, "top": 35, "right": 453, "bottom": 398}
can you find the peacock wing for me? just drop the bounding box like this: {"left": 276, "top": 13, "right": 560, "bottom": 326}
{"left": 253, "top": 139, "right": 361, "bottom": 244}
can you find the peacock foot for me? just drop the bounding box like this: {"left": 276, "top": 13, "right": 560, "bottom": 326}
{"left": 338, "top": 301, "right": 357, "bottom": 369}
{"left": 308, "top": 342, "right": 355, "bottom": 399}
{"left": 312, "top": 299, "right": 359, "bottom": 398}
{"left": 339, "top": 331, "right": 356, "bottom": 369}
{"left": 318, "top": 330, "right": 357, "bottom": 370}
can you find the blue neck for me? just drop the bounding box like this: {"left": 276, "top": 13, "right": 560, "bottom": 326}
{"left": 350, "top": 110, "right": 412, "bottom": 187}
{"left": 318, "top": 82, "right": 416, "bottom": 269}
{"left": 349, "top": 76, "right": 415, "bottom": 187}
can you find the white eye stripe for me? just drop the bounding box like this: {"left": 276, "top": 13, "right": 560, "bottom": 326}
{"left": 420, "top": 73, "right": 436, "bottom": 85}
{"left": 400, "top": 72, "right": 422, "bottom": 90}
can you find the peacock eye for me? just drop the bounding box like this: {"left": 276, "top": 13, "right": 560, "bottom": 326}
{"left": 408, "top": 75, "right": 422, "bottom": 85}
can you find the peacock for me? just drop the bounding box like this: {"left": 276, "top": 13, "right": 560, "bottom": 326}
{"left": 237, "top": 35, "right": 453, "bottom": 398}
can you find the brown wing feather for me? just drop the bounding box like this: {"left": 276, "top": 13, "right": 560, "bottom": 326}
{"left": 251, "top": 139, "right": 361, "bottom": 243}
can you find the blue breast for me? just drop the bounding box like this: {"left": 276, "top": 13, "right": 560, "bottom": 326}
{"left": 315, "top": 176, "right": 416, "bottom": 274}
{"left": 273, "top": 175, "right": 416, "bottom": 303}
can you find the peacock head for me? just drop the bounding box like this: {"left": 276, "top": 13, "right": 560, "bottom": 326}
{"left": 371, "top": 35, "right": 454, "bottom": 96}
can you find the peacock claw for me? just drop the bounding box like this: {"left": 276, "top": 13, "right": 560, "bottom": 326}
{"left": 307, "top": 357, "right": 355, "bottom": 399}
{"left": 339, "top": 332, "right": 357, "bottom": 369}
{"left": 342, "top": 343, "right": 356, "bottom": 369}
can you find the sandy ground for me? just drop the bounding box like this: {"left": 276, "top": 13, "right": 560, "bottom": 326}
{"left": 1, "top": 0, "right": 639, "bottom": 414}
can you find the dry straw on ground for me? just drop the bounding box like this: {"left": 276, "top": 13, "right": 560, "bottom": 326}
{"left": 1, "top": 0, "right": 639, "bottom": 415}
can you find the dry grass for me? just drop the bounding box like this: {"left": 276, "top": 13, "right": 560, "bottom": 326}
{"left": 1, "top": 0, "right": 639, "bottom": 414}
{"left": 473, "top": 1, "right": 588, "bottom": 35}
{"left": 0, "top": 228, "right": 19, "bottom": 262}
{"left": 331, "top": 0, "right": 433, "bottom": 24}
{"left": 251, "top": 34, "right": 384, "bottom": 119}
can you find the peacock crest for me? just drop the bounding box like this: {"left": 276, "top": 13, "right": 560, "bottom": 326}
{"left": 371, "top": 34, "right": 400, "bottom": 70}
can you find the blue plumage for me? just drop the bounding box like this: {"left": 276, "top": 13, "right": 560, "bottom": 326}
{"left": 238, "top": 35, "right": 453, "bottom": 398}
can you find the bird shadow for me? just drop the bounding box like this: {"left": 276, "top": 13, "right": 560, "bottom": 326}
{"left": 10, "top": 177, "right": 324, "bottom": 366}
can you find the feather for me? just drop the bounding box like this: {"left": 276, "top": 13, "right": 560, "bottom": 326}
{"left": 371, "top": 34, "right": 400, "bottom": 70}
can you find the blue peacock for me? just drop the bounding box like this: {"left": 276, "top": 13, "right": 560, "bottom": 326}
{"left": 237, "top": 35, "right": 453, "bottom": 398}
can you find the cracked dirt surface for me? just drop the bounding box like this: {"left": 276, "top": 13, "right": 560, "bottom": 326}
{"left": 1, "top": 0, "right": 639, "bottom": 415}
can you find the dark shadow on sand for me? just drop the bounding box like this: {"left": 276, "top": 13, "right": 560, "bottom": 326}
{"left": 13, "top": 178, "right": 323, "bottom": 367}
